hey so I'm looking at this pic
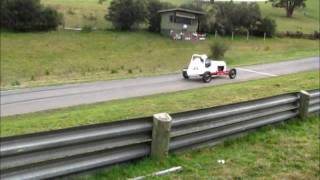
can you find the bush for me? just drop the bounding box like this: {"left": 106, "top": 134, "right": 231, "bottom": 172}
{"left": 106, "top": 0, "right": 147, "bottom": 30}
{"left": 212, "top": 2, "right": 261, "bottom": 35}
{"left": 209, "top": 41, "right": 229, "bottom": 59}
{"left": 1, "top": 0, "right": 63, "bottom": 32}
{"left": 147, "top": 0, "right": 173, "bottom": 33}
{"left": 81, "top": 25, "right": 93, "bottom": 32}
{"left": 252, "top": 17, "right": 276, "bottom": 37}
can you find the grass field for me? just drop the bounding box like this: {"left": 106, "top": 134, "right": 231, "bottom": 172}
{"left": 1, "top": 70, "right": 318, "bottom": 137}
{"left": 1, "top": 31, "right": 318, "bottom": 89}
{"left": 260, "top": 0, "right": 319, "bottom": 33}
{"left": 41, "top": 0, "right": 319, "bottom": 33}
{"left": 81, "top": 115, "right": 319, "bottom": 180}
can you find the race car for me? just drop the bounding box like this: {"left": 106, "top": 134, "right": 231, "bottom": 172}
{"left": 182, "top": 54, "right": 237, "bottom": 83}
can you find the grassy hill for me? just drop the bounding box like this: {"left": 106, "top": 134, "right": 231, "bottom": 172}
{"left": 1, "top": 0, "right": 319, "bottom": 89}
{"left": 42, "top": 0, "right": 319, "bottom": 33}
{"left": 260, "top": 0, "right": 319, "bottom": 33}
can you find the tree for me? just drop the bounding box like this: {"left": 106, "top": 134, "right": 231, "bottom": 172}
{"left": 213, "top": 2, "right": 261, "bottom": 35}
{"left": 1, "top": 0, "right": 62, "bottom": 31}
{"left": 106, "top": 0, "right": 147, "bottom": 30}
{"left": 147, "top": 0, "right": 173, "bottom": 32}
{"left": 270, "top": 0, "right": 306, "bottom": 17}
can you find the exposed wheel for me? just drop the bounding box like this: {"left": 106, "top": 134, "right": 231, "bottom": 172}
{"left": 202, "top": 72, "right": 212, "bottom": 83}
{"left": 182, "top": 70, "right": 189, "bottom": 79}
{"left": 229, "top": 68, "right": 237, "bottom": 79}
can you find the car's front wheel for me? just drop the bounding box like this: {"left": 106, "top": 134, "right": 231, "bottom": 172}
{"left": 182, "top": 70, "right": 189, "bottom": 79}
{"left": 202, "top": 72, "right": 212, "bottom": 83}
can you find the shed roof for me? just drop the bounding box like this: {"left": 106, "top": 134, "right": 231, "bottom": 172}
{"left": 158, "top": 8, "right": 206, "bottom": 15}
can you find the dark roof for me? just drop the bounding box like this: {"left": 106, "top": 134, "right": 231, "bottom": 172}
{"left": 158, "top": 8, "right": 206, "bottom": 15}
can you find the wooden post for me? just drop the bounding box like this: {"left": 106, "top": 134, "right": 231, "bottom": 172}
{"left": 215, "top": 30, "right": 217, "bottom": 39}
{"left": 299, "top": 90, "right": 311, "bottom": 119}
{"left": 151, "top": 113, "right": 172, "bottom": 160}
{"left": 264, "top": 32, "right": 266, "bottom": 41}
{"left": 232, "top": 31, "right": 234, "bottom": 41}
{"left": 247, "top": 30, "right": 249, "bottom": 41}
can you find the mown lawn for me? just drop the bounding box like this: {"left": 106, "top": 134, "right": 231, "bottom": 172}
{"left": 1, "top": 30, "right": 318, "bottom": 89}
{"left": 80, "top": 115, "right": 319, "bottom": 180}
{"left": 1, "top": 70, "right": 318, "bottom": 137}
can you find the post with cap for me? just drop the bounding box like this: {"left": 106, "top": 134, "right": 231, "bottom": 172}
{"left": 299, "top": 90, "right": 311, "bottom": 119}
{"left": 151, "top": 113, "right": 172, "bottom": 160}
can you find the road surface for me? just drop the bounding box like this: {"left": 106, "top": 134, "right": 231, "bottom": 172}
{"left": 1, "top": 57, "right": 319, "bottom": 117}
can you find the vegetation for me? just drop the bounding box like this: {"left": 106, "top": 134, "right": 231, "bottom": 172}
{"left": 270, "top": 0, "right": 307, "bottom": 17}
{"left": 1, "top": 31, "right": 318, "bottom": 89}
{"left": 1, "top": 70, "right": 318, "bottom": 137}
{"left": 253, "top": 17, "right": 277, "bottom": 37}
{"left": 1, "top": 0, "right": 63, "bottom": 31}
{"left": 38, "top": 0, "right": 318, "bottom": 33}
{"left": 106, "top": 0, "right": 147, "bottom": 30}
{"left": 147, "top": 0, "right": 173, "bottom": 32}
{"left": 260, "top": 0, "right": 319, "bottom": 33}
{"left": 211, "top": 2, "right": 262, "bottom": 36}
{"left": 81, "top": 115, "right": 319, "bottom": 179}
{"left": 209, "top": 41, "right": 229, "bottom": 59}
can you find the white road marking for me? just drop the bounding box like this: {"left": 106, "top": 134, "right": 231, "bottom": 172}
{"left": 237, "top": 67, "right": 278, "bottom": 77}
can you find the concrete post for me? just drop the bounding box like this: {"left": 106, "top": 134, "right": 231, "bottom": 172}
{"left": 299, "top": 90, "right": 311, "bottom": 119}
{"left": 151, "top": 113, "right": 172, "bottom": 160}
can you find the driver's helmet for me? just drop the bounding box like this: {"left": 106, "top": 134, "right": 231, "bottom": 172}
{"left": 205, "top": 59, "right": 211, "bottom": 68}
{"left": 200, "top": 55, "right": 208, "bottom": 60}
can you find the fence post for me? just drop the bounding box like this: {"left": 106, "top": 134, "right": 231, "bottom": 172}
{"left": 264, "top": 32, "right": 266, "bottom": 41}
{"left": 151, "top": 113, "right": 172, "bottom": 160}
{"left": 232, "top": 31, "right": 234, "bottom": 41}
{"left": 247, "top": 30, "right": 249, "bottom": 41}
{"left": 299, "top": 90, "right": 311, "bottom": 119}
{"left": 215, "top": 30, "right": 217, "bottom": 39}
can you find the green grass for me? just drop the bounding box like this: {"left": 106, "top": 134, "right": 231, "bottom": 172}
{"left": 259, "top": 0, "right": 319, "bottom": 33}
{"left": 42, "top": 0, "right": 111, "bottom": 29}
{"left": 1, "top": 70, "right": 318, "bottom": 137}
{"left": 1, "top": 30, "right": 318, "bottom": 89}
{"left": 40, "top": 0, "right": 319, "bottom": 33}
{"left": 80, "top": 115, "right": 319, "bottom": 180}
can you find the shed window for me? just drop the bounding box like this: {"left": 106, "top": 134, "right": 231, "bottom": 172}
{"left": 170, "top": 15, "right": 174, "bottom": 22}
{"left": 175, "top": 17, "right": 192, "bottom": 25}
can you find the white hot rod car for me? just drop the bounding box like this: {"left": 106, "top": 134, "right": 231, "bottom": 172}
{"left": 182, "top": 54, "right": 237, "bottom": 83}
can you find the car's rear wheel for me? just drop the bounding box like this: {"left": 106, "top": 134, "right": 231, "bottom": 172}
{"left": 182, "top": 70, "right": 189, "bottom": 79}
{"left": 229, "top": 68, "right": 237, "bottom": 79}
{"left": 202, "top": 72, "right": 212, "bottom": 83}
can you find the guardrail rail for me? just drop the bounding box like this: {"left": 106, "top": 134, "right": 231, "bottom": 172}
{"left": 1, "top": 89, "right": 319, "bottom": 180}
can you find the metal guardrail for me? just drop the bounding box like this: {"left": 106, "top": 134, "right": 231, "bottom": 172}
{"left": 1, "top": 90, "right": 319, "bottom": 180}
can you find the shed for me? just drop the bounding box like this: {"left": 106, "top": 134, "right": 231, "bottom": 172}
{"left": 158, "top": 8, "right": 205, "bottom": 37}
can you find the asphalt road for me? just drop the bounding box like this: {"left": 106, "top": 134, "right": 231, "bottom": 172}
{"left": 1, "top": 57, "right": 319, "bottom": 117}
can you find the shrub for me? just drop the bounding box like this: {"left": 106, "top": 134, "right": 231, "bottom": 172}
{"left": 1, "top": 0, "right": 63, "bottom": 32}
{"left": 82, "top": 25, "right": 93, "bottom": 32}
{"left": 210, "top": 2, "right": 262, "bottom": 35}
{"left": 106, "top": 0, "right": 147, "bottom": 30}
{"left": 45, "top": 69, "right": 50, "bottom": 76}
{"left": 111, "top": 69, "right": 118, "bottom": 74}
{"left": 147, "top": 0, "right": 173, "bottom": 33}
{"left": 252, "top": 17, "right": 276, "bottom": 37}
{"left": 128, "top": 69, "right": 133, "bottom": 74}
{"left": 11, "top": 80, "right": 21, "bottom": 86}
{"left": 209, "top": 41, "right": 229, "bottom": 59}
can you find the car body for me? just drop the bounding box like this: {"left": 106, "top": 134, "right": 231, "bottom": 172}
{"left": 182, "top": 54, "right": 236, "bottom": 82}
